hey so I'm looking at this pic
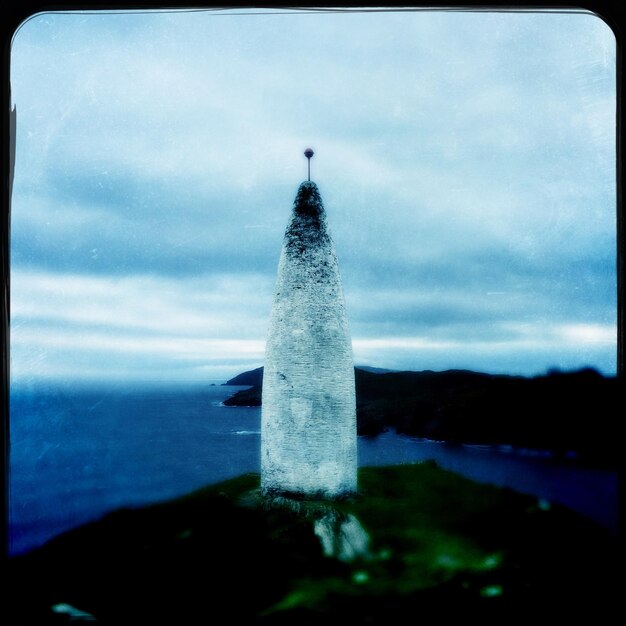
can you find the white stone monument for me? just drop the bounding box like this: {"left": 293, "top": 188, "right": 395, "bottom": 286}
{"left": 261, "top": 159, "right": 357, "bottom": 499}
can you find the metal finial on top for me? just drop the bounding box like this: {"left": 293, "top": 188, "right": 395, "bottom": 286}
{"left": 304, "top": 148, "right": 314, "bottom": 181}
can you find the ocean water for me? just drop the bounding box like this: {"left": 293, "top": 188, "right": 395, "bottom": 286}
{"left": 9, "top": 383, "right": 618, "bottom": 555}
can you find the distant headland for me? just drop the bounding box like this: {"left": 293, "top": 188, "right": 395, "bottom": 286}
{"left": 223, "top": 366, "right": 619, "bottom": 468}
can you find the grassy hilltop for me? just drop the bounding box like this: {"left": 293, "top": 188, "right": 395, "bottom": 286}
{"left": 5, "top": 463, "right": 619, "bottom": 625}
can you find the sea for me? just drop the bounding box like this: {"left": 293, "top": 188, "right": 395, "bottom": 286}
{"left": 8, "top": 383, "right": 619, "bottom": 556}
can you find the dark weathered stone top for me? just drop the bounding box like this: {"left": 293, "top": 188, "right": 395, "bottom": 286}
{"left": 293, "top": 181, "right": 323, "bottom": 217}
{"left": 285, "top": 181, "right": 329, "bottom": 255}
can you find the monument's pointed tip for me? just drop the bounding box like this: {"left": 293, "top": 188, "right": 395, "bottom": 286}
{"left": 294, "top": 179, "right": 323, "bottom": 217}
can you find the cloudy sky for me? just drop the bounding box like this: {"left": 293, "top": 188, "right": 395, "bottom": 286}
{"left": 10, "top": 7, "right": 616, "bottom": 384}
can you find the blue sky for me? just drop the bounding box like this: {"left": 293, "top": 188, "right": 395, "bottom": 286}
{"left": 9, "top": 8, "right": 617, "bottom": 383}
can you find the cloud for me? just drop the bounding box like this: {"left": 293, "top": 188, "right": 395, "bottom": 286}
{"left": 10, "top": 266, "right": 616, "bottom": 382}
{"left": 12, "top": 269, "right": 274, "bottom": 337}
{"left": 9, "top": 9, "right": 617, "bottom": 381}
{"left": 10, "top": 268, "right": 272, "bottom": 382}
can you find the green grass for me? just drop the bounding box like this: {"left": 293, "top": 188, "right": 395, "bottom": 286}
{"left": 6, "top": 463, "right": 619, "bottom": 625}
{"left": 257, "top": 463, "right": 543, "bottom": 613}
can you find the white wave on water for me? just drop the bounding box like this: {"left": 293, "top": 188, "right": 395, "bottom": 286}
{"left": 234, "top": 430, "right": 261, "bottom": 435}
